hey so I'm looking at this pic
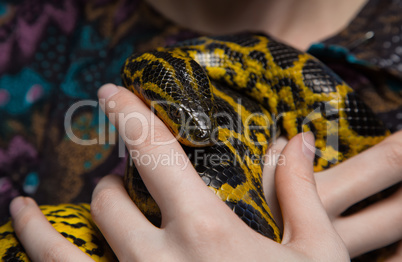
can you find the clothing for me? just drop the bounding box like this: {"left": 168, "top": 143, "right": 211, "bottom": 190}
{"left": 0, "top": 0, "right": 200, "bottom": 222}
{"left": 0, "top": 1, "right": 401, "bottom": 258}
{"left": 309, "top": 0, "right": 402, "bottom": 132}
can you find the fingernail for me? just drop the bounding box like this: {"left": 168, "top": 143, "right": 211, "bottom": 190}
{"left": 98, "top": 83, "right": 120, "bottom": 100}
{"left": 10, "top": 197, "right": 28, "bottom": 217}
{"left": 302, "top": 131, "right": 315, "bottom": 161}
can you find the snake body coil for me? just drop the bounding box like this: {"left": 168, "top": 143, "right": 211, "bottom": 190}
{"left": 0, "top": 33, "right": 389, "bottom": 261}
{"left": 122, "top": 33, "right": 389, "bottom": 241}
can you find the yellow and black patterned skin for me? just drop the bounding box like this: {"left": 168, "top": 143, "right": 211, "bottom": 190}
{"left": 0, "top": 32, "right": 389, "bottom": 261}
{"left": 0, "top": 204, "right": 116, "bottom": 261}
{"left": 122, "top": 32, "right": 389, "bottom": 242}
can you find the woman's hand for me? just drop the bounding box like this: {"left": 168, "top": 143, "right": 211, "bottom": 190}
{"left": 264, "top": 132, "right": 402, "bottom": 259}
{"left": 9, "top": 83, "right": 349, "bottom": 261}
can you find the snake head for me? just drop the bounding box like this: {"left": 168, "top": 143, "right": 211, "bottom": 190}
{"left": 122, "top": 49, "right": 218, "bottom": 147}
{"left": 159, "top": 58, "right": 218, "bottom": 147}
{"left": 165, "top": 102, "right": 217, "bottom": 147}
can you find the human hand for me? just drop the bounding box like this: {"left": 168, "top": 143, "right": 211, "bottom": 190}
{"left": 263, "top": 132, "right": 402, "bottom": 259}
{"left": 9, "top": 83, "right": 349, "bottom": 261}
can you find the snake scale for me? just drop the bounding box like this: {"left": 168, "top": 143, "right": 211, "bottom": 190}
{"left": 0, "top": 32, "right": 389, "bottom": 261}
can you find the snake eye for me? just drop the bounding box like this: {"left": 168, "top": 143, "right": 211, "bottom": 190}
{"left": 194, "top": 128, "right": 209, "bottom": 140}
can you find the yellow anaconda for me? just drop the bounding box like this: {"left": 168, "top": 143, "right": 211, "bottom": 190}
{"left": 0, "top": 32, "right": 389, "bottom": 261}
{"left": 121, "top": 32, "right": 389, "bottom": 241}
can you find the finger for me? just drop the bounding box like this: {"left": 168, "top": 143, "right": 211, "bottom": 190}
{"left": 91, "top": 175, "right": 158, "bottom": 259}
{"left": 262, "top": 136, "right": 288, "bottom": 229}
{"left": 316, "top": 131, "right": 402, "bottom": 216}
{"left": 276, "top": 133, "right": 347, "bottom": 257}
{"left": 334, "top": 185, "right": 402, "bottom": 258}
{"left": 97, "top": 84, "right": 213, "bottom": 218}
{"left": 10, "top": 197, "right": 93, "bottom": 262}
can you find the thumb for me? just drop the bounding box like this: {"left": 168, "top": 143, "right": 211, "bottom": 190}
{"left": 275, "top": 132, "right": 346, "bottom": 256}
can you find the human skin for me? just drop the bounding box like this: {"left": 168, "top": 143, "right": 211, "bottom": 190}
{"left": 10, "top": 84, "right": 350, "bottom": 262}
{"left": 140, "top": 1, "right": 401, "bottom": 257}
{"left": 9, "top": 84, "right": 402, "bottom": 261}
{"left": 8, "top": 0, "right": 402, "bottom": 259}
{"left": 144, "top": 0, "right": 368, "bottom": 50}
{"left": 264, "top": 136, "right": 402, "bottom": 258}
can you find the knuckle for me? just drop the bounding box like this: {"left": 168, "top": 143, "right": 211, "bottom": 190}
{"left": 117, "top": 113, "right": 173, "bottom": 150}
{"left": 104, "top": 88, "right": 177, "bottom": 152}
{"left": 40, "top": 240, "right": 68, "bottom": 262}
{"left": 106, "top": 93, "right": 148, "bottom": 137}
{"left": 106, "top": 89, "right": 135, "bottom": 113}
{"left": 118, "top": 113, "right": 150, "bottom": 144}
{"left": 12, "top": 199, "right": 44, "bottom": 238}
{"left": 13, "top": 208, "right": 35, "bottom": 237}
{"left": 139, "top": 124, "right": 174, "bottom": 151}
{"left": 183, "top": 215, "right": 228, "bottom": 242}
{"left": 193, "top": 217, "right": 220, "bottom": 235}
{"left": 91, "top": 186, "right": 118, "bottom": 220}
{"left": 287, "top": 163, "right": 316, "bottom": 187}
{"left": 379, "top": 137, "right": 402, "bottom": 171}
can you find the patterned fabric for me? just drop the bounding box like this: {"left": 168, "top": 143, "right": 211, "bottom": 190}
{"left": 308, "top": 0, "right": 402, "bottom": 132}
{"left": 0, "top": 0, "right": 198, "bottom": 223}
{"left": 0, "top": 1, "right": 401, "bottom": 251}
